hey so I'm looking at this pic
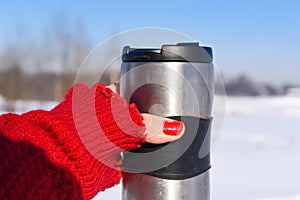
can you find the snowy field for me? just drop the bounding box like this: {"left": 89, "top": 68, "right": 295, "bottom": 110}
{"left": 212, "top": 96, "right": 300, "bottom": 200}
{"left": 1, "top": 95, "right": 299, "bottom": 200}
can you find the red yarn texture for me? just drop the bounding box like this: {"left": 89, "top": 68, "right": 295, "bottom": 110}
{"left": 0, "top": 82, "right": 146, "bottom": 200}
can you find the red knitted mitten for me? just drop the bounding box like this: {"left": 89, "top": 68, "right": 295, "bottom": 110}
{"left": 0, "top": 82, "right": 146, "bottom": 200}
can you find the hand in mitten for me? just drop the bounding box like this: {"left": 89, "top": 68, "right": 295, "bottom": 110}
{"left": 50, "top": 82, "right": 185, "bottom": 198}
{"left": 0, "top": 82, "right": 185, "bottom": 200}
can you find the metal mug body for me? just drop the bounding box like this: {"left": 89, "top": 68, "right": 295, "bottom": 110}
{"left": 122, "top": 171, "right": 210, "bottom": 200}
{"left": 119, "top": 61, "right": 214, "bottom": 119}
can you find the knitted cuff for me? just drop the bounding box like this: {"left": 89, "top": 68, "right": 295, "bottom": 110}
{"left": 33, "top": 82, "right": 145, "bottom": 199}
{"left": 52, "top": 83, "right": 146, "bottom": 149}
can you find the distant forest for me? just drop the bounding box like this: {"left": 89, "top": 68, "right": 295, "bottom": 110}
{"left": 0, "top": 65, "right": 297, "bottom": 101}
{"left": 220, "top": 74, "right": 298, "bottom": 96}
{"left": 0, "top": 17, "right": 298, "bottom": 112}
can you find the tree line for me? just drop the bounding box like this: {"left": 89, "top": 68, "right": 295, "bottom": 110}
{"left": 0, "top": 16, "right": 298, "bottom": 112}
{"left": 0, "top": 16, "right": 90, "bottom": 111}
{"left": 222, "top": 74, "right": 297, "bottom": 96}
{"left": 0, "top": 65, "right": 75, "bottom": 102}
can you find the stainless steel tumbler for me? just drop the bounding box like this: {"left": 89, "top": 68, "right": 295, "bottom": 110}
{"left": 119, "top": 42, "right": 214, "bottom": 200}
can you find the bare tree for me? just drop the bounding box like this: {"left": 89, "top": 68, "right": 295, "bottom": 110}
{"left": 0, "top": 15, "right": 90, "bottom": 107}
{"left": 0, "top": 63, "right": 24, "bottom": 111}
{"left": 44, "top": 17, "right": 88, "bottom": 100}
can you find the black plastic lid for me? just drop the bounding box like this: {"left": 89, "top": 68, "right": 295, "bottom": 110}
{"left": 122, "top": 42, "right": 213, "bottom": 63}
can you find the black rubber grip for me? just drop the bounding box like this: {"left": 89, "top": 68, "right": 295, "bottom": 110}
{"left": 122, "top": 116, "right": 211, "bottom": 180}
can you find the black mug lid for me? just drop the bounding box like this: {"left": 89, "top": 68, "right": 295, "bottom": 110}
{"left": 122, "top": 42, "right": 213, "bottom": 63}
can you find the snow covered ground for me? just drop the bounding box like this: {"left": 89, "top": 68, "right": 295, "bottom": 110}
{"left": 212, "top": 96, "right": 300, "bottom": 200}
{"left": 1, "top": 95, "right": 299, "bottom": 200}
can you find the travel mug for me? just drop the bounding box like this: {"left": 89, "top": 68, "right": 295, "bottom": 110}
{"left": 119, "top": 42, "right": 214, "bottom": 200}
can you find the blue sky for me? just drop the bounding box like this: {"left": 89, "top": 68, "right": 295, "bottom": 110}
{"left": 0, "top": 0, "right": 299, "bottom": 84}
